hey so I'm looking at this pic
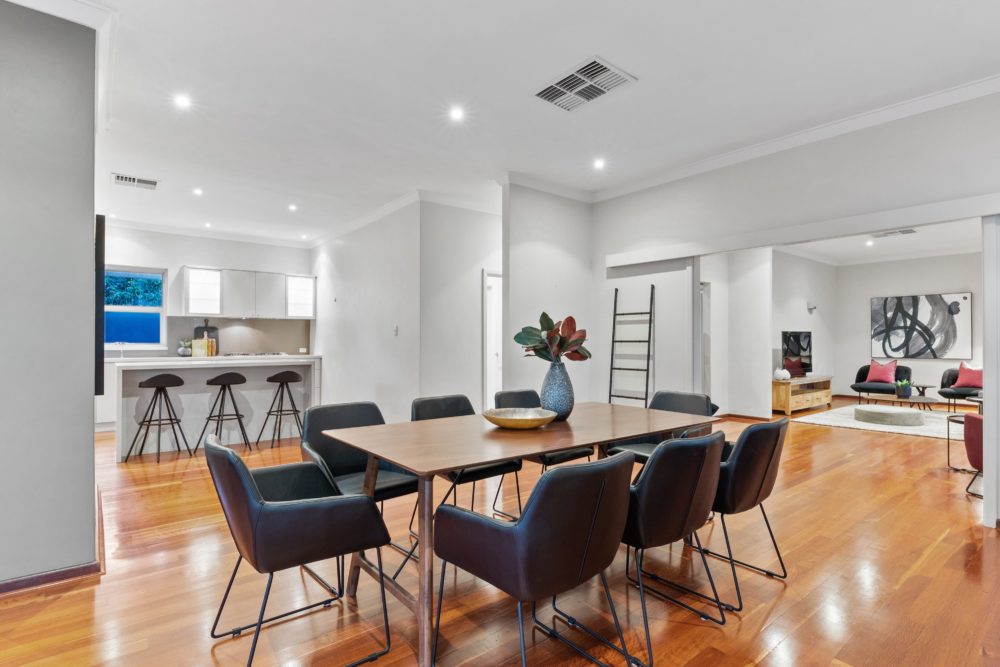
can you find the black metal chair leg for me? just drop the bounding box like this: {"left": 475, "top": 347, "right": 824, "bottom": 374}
{"left": 345, "top": 547, "right": 392, "bottom": 667}
{"left": 433, "top": 559, "right": 448, "bottom": 665}
{"left": 516, "top": 602, "right": 528, "bottom": 667}
{"left": 967, "top": 470, "right": 984, "bottom": 498}
{"left": 271, "top": 384, "right": 285, "bottom": 448}
{"left": 245, "top": 573, "right": 273, "bottom": 666}
{"left": 254, "top": 388, "right": 281, "bottom": 446}
{"left": 124, "top": 394, "right": 157, "bottom": 462}
{"left": 284, "top": 383, "right": 304, "bottom": 436}
{"left": 196, "top": 387, "right": 224, "bottom": 453}
{"left": 227, "top": 385, "right": 252, "bottom": 451}
{"left": 155, "top": 389, "right": 164, "bottom": 463}
{"left": 162, "top": 391, "right": 191, "bottom": 456}
{"left": 491, "top": 470, "right": 524, "bottom": 521}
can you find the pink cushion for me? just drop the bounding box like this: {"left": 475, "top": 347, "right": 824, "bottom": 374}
{"left": 783, "top": 357, "right": 804, "bottom": 373}
{"left": 865, "top": 359, "right": 897, "bottom": 384}
{"left": 954, "top": 362, "right": 983, "bottom": 389}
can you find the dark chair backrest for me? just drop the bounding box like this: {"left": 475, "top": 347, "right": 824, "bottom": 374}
{"left": 715, "top": 419, "right": 788, "bottom": 515}
{"left": 411, "top": 394, "right": 475, "bottom": 421}
{"left": 965, "top": 414, "right": 984, "bottom": 471}
{"left": 648, "top": 390, "right": 715, "bottom": 416}
{"left": 623, "top": 431, "right": 725, "bottom": 549}
{"left": 941, "top": 368, "right": 959, "bottom": 390}
{"left": 302, "top": 402, "right": 385, "bottom": 475}
{"left": 854, "top": 363, "right": 912, "bottom": 384}
{"left": 516, "top": 453, "right": 634, "bottom": 599}
{"left": 205, "top": 440, "right": 265, "bottom": 569}
{"left": 495, "top": 389, "right": 541, "bottom": 409}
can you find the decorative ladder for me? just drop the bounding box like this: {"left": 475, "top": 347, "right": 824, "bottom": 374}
{"left": 608, "top": 284, "right": 655, "bottom": 406}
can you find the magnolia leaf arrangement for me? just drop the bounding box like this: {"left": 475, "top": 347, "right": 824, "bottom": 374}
{"left": 514, "top": 312, "right": 592, "bottom": 363}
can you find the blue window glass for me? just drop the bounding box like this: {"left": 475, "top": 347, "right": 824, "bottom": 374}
{"left": 104, "top": 271, "right": 163, "bottom": 307}
{"left": 105, "top": 311, "right": 162, "bottom": 344}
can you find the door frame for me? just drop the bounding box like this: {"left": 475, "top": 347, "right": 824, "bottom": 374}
{"left": 482, "top": 269, "right": 503, "bottom": 411}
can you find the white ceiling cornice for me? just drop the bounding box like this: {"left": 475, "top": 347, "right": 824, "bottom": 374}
{"left": 11, "top": 0, "right": 117, "bottom": 132}
{"left": 595, "top": 73, "right": 1000, "bottom": 203}
{"left": 417, "top": 189, "right": 501, "bottom": 216}
{"left": 507, "top": 172, "right": 596, "bottom": 204}
{"left": 308, "top": 191, "right": 420, "bottom": 247}
{"left": 106, "top": 218, "right": 313, "bottom": 250}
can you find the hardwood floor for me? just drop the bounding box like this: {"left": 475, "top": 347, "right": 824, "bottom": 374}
{"left": 1, "top": 398, "right": 996, "bottom": 666}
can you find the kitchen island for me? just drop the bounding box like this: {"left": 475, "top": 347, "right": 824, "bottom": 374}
{"left": 109, "top": 355, "right": 321, "bottom": 462}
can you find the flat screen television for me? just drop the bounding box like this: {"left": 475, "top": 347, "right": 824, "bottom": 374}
{"left": 781, "top": 331, "right": 812, "bottom": 377}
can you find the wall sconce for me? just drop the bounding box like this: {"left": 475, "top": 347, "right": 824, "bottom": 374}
{"left": 807, "top": 301, "right": 817, "bottom": 314}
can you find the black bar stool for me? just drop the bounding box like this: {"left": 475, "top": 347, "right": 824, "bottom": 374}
{"left": 256, "top": 370, "right": 304, "bottom": 448}
{"left": 125, "top": 373, "right": 190, "bottom": 463}
{"left": 196, "top": 372, "right": 252, "bottom": 452}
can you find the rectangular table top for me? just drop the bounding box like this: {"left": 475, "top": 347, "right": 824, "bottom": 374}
{"left": 323, "top": 401, "right": 718, "bottom": 476}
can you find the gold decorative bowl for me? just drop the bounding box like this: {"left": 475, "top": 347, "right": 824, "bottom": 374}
{"left": 482, "top": 408, "right": 557, "bottom": 430}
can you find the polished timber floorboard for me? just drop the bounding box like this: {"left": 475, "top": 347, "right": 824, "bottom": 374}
{"left": 1, "top": 398, "right": 997, "bottom": 666}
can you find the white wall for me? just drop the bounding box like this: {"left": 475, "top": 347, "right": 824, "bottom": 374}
{"left": 419, "top": 202, "right": 501, "bottom": 411}
{"left": 504, "top": 184, "right": 595, "bottom": 399}
{"left": 832, "top": 252, "right": 983, "bottom": 395}
{"left": 726, "top": 248, "right": 773, "bottom": 418}
{"left": 771, "top": 250, "right": 838, "bottom": 377}
{"left": 699, "top": 254, "right": 730, "bottom": 413}
{"left": 311, "top": 202, "right": 421, "bottom": 423}
{"left": 0, "top": 2, "right": 96, "bottom": 582}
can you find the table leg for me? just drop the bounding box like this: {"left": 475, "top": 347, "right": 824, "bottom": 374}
{"left": 347, "top": 455, "right": 380, "bottom": 597}
{"left": 416, "top": 475, "right": 434, "bottom": 667}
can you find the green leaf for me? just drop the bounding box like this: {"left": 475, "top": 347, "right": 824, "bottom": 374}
{"left": 514, "top": 330, "right": 544, "bottom": 346}
{"left": 535, "top": 347, "right": 554, "bottom": 362}
{"left": 539, "top": 312, "right": 555, "bottom": 332}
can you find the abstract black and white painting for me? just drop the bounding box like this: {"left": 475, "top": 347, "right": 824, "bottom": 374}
{"left": 870, "top": 293, "right": 972, "bottom": 359}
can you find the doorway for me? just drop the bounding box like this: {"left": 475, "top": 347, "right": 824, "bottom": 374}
{"left": 482, "top": 271, "right": 503, "bottom": 409}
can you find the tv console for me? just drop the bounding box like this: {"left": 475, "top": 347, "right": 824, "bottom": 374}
{"left": 772, "top": 375, "right": 833, "bottom": 416}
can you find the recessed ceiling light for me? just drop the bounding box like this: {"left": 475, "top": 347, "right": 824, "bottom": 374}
{"left": 288, "top": 204, "right": 298, "bottom": 212}
{"left": 204, "top": 222, "right": 211, "bottom": 228}
{"left": 865, "top": 240, "right": 874, "bottom": 247}
{"left": 448, "top": 106, "right": 465, "bottom": 122}
{"left": 300, "top": 234, "right": 308, "bottom": 240}
{"left": 108, "top": 213, "right": 116, "bottom": 218}
{"left": 192, "top": 187, "right": 203, "bottom": 196}
{"left": 173, "top": 93, "right": 193, "bottom": 110}
{"left": 593, "top": 158, "right": 606, "bottom": 170}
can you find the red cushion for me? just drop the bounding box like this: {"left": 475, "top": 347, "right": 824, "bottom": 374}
{"left": 865, "top": 359, "right": 897, "bottom": 384}
{"left": 953, "top": 362, "right": 983, "bottom": 389}
{"left": 783, "top": 357, "right": 804, "bottom": 373}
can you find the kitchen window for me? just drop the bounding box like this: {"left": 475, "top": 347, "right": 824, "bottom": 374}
{"left": 104, "top": 267, "right": 167, "bottom": 348}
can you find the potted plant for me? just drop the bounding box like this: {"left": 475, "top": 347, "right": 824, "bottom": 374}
{"left": 514, "top": 313, "right": 591, "bottom": 420}
{"left": 895, "top": 379, "right": 912, "bottom": 399}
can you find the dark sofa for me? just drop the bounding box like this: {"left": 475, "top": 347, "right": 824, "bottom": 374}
{"left": 938, "top": 368, "right": 982, "bottom": 411}
{"left": 850, "top": 363, "right": 912, "bottom": 402}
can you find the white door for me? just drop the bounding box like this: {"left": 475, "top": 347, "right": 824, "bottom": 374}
{"left": 483, "top": 272, "right": 503, "bottom": 409}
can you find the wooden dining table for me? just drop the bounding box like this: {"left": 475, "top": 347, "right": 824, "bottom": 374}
{"left": 323, "top": 401, "right": 719, "bottom": 666}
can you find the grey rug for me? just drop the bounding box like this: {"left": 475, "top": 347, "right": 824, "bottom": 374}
{"left": 793, "top": 405, "right": 963, "bottom": 440}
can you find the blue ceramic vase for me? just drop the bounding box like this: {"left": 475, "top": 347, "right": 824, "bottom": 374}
{"left": 541, "top": 361, "right": 575, "bottom": 421}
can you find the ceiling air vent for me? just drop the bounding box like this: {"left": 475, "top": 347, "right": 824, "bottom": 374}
{"left": 872, "top": 228, "right": 917, "bottom": 238}
{"left": 111, "top": 172, "right": 158, "bottom": 190}
{"left": 535, "top": 57, "right": 635, "bottom": 111}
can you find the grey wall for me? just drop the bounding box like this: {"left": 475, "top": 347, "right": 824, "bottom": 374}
{"left": 771, "top": 250, "right": 838, "bottom": 378}
{"left": 0, "top": 2, "right": 96, "bottom": 581}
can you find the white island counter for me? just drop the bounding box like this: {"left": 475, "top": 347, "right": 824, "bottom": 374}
{"left": 109, "top": 355, "right": 321, "bottom": 462}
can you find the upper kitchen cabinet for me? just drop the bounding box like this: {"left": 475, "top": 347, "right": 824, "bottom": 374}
{"left": 286, "top": 275, "right": 316, "bottom": 318}
{"left": 253, "top": 271, "right": 286, "bottom": 319}
{"left": 221, "top": 270, "right": 255, "bottom": 318}
{"left": 183, "top": 267, "right": 222, "bottom": 315}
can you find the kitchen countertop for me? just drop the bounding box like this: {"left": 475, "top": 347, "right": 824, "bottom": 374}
{"left": 107, "top": 355, "right": 320, "bottom": 368}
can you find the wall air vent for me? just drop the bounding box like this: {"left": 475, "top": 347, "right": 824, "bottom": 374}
{"left": 871, "top": 228, "right": 918, "bottom": 238}
{"left": 111, "top": 172, "right": 158, "bottom": 190}
{"left": 535, "top": 57, "right": 636, "bottom": 111}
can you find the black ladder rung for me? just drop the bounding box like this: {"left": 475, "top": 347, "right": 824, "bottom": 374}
{"left": 610, "top": 393, "right": 647, "bottom": 401}
{"left": 615, "top": 311, "right": 651, "bottom": 317}
{"left": 613, "top": 339, "right": 650, "bottom": 344}
{"left": 611, "top": 367, "right": 648, "bottom": 372}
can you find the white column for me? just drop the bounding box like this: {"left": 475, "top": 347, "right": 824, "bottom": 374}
{"left": 981, "top": 215, "right": 1000, "bottom": 527}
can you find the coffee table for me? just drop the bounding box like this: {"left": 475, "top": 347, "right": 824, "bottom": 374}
{"left": 862, "top": 394, "right": 939, "bottom": 411}
{"left": 855, "top": 404, "right": 925, "bottom": 426}
{"left": 912, "top": 384, "right": 935, "bottom": 397}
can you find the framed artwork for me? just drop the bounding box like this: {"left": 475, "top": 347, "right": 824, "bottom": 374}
{"left": 870, "top": 292, "right": 972, "bottom": 359}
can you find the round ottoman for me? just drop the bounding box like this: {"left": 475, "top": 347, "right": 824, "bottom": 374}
{"left": 854, "top": 404, "right": 925, "bottom": 426}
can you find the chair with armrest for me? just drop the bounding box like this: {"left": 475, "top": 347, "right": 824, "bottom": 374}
{"left": 608, "top": 390, "right": 717, "bottom": 463}
{"left": 964, "top": 414, "right": 984, "bottom": 498}
{"left": 412, "top": 394, "right": 524, "bottom": 521}
{"left": 939, "top": 368, "right": 983, "bottom": 412}
{"left": 300, "top": 402, "right": 420, "bottom": 575}
{"left": 702, "top": 418, "right": 789, "bottom": 613}
{"left": 496, "top": 389, "right": 593, "bottom": 471}
{"left": 850, "top": 363, "right": 912, "bottom": 402}
{"left": 619, "top": 431, "right": 727, "bottom": 667}
{"left": 205, "top": 436, "right": 392, "bottom": 666}
{"left": 433, "top": 453, "right": 636, "bottom": 666}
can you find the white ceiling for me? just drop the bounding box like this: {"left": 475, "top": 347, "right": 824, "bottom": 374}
{"left": 84, "top": 0, "right": 1000, "bottom": 243}
{"left": 782, "top": 218, "right": 983, "bottom": 266}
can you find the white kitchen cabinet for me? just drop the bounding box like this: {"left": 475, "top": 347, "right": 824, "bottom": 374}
{"left": 285, "top": 275, "right": 316, "bottom": 318}
{"left": 221, "top": 269, "right": 255, "bottom": 318}
{"left": 254, "top": 272, "right": 286, "bottom": 318}
{"left": 183, "top": 267, "right": 222, "bottom": 315}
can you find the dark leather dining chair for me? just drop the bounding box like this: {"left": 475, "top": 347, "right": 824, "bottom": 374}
{"left": 300, "top": 402, "right": 420, "bottom": 576}
{"left": 620, "top": 431, "right": 727, "bottom": 666}
{"left": 412, "top": 394, "right": 524, "bottom": 520}
{"left": 495, "top": 389, "right": 592, "bottom": 471}
{"left": 204, "top": 436, "right": 392, "bottom": 666}
{"left": 608, "top": 390, "right": 717, "bottom": 463}
{"left": 433, "top": 453, "right": 636, "bottom": 666}
{"left": 702, "top": 419, "right": 789, "bottom": 612}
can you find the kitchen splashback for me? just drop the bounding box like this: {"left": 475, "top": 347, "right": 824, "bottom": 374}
{"left": 167, "top": 317, "right": 310, "bottom": 355}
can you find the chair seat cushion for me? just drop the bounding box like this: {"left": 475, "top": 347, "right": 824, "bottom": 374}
{"left": 207, "top": 372, "right": 247, "bottom": 386}
{"left": 138, "top": 373, "right": 184, "bottom": 389}
{"left": 536, "top": 447, "right": 593, "bottom": 467}
{"left": 851, "top": 382, "right": 896, "bottom": 395}
{"left": 333, "top": 469, "right": 418, "bottom": 502}
{"left": 607, "top": 442, "right": 655, "bottom": 463}
{"left": 939, "top": 387, "right": 981, "bottom": 399}
{"left": 268, "top": 370, "right": 303, "bottom": 384}
{"left": 446, "top": 459, "right": 522, "bottom": 484}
